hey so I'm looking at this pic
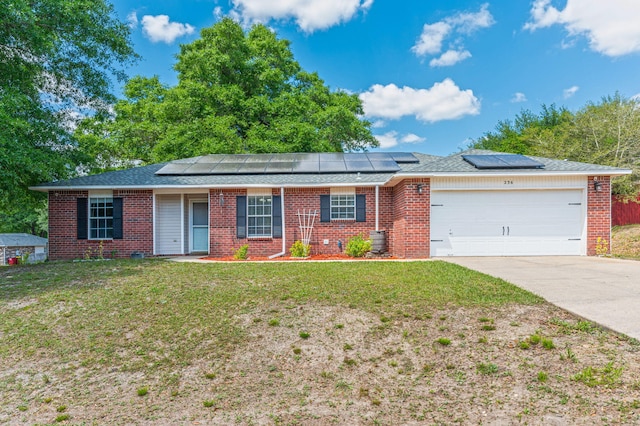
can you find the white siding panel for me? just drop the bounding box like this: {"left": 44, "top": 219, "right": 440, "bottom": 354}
{"left": 431, "top": 176, "right": 586, "bottom": 191}
{"left": 155, "top": 194, "right": 182, "bottom": 255}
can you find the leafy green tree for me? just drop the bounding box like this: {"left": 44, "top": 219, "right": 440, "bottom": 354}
{"left": 472, "top": 96, "right": 640, "bottom": 196}
{"left": 80, "top": 18, "right": 377, "bottom": 166}
{"left": 0, "top": 0, "right": 137, "bottom": 231}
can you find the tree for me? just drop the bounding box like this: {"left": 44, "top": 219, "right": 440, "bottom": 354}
{"left": 79, "top": 18, "right": 377, "bottom": 166}
{"left": 0, "top": 0, "right": 137, "bottom": 231}
{"left": 471, "top": 95, "right": 640, "bottom": 196}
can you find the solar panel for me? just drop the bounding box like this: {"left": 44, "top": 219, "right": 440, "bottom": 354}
{"left": 388, "top": 152, "right": 420, "bottom": 164}
{"left": 462, "top": 154, "right": 544, "bottom": 170}
{"left": 156, "top": 152, "right": 415, "bottom": 175}
{"left": 320, "top": 161, "right": 347, "bottom": 172}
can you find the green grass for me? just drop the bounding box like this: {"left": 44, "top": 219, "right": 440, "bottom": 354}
{"left": 0, "top": 259, "right": 541, "bottom": 377}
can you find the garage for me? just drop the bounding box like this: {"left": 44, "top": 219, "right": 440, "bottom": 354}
{"left": 430, "top": 187, "right": 586, "bottom": 257}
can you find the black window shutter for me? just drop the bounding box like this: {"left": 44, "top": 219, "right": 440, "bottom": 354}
{"left": 272, "top": 195, "right": 282, "bottom": 238}
{"left": 356, "top": 194, "right": 366, "bottom": 222}
{"left": 77, "top": 198, "right": 88, "bottom": 240}
{"left": 236, "top": 196, "right": 247, "bottom": 239}
{"left": 112, "top": 198, "right": 123, "bottom": 240}
{"left": 320, "top": 195, "right": 330, "bottom": 222}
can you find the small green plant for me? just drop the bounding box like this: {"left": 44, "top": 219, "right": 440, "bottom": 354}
{"left": 203, "top": 400, "right": 215, "bottom": 408}
{"left": 436, "top": 337, "right": 451, "bottom": 346}
{"left": 233, "top": 244, "right": 249, "bottom": 260}
{"left": 529, "top": 334, "right": 541, "bottom": 345}
{"left": 137, "top": 386, "right": 148, "bottom": 396}
{"left": 56, "top": 405, "right": 66, "bottom": 413}
{"left": 572, "top": 361, "right": 623, "bottom": 388}
{"left": 560, "top": 347, "right": 578, "bottom": 362}
{"left": 18, "top": 405, "right": 27, "bottom": 412}
{"left": 478, "top": 336, "right": 488, "bottom": 344}
{"left": 343, "top": 357, "right": 357, "bottom": 366}
{"left": 345, "top": 233, "right": 371, "bottom": 257}
{"left": 477, "top": 363, "right": 499, "bottom": 375}
{"left": 542, "top": 338, "right": 555, "bottom": 350}
{"left": 537, "top": 371, "right": 548, "bottom": 383}
{"left": 289, "top": 240, "right": 311, "bottom": 258}
{"left": 55, "top": 414, "right": 70, "bottom": 422}
{"left": 43, "top": 397, "right": 52, "bottom": 404}
{"left": 518, "top": 340, "right": 530, "bottom": 350}
{"left": 299, "top": 331, "right": 310, "bottom": 339}
{"left": 334, "top": 324, "right": 344, "bottom": 329}
{"left": 343, "top": 343, "right": 353, "bottom": 351}
{"left": 481, "top": 324, "right": 496, "bottom": 331}
{"left": 204, "top": 372, "right": 216, "bottom": 379}
{"left": 268, "top": 319, "right": 280, "bottom": 327}
{"left": 595, "top": 237, "right": 609, "bottom": 256}
{"left": 293, "top": 347, "right": 302, "bottom": 355}
{"left": 479, "top": 317, "right": 492, "bottom": 323}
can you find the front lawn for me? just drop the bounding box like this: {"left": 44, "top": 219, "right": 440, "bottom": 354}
{"left": 1, "top": 260, "right": 639, "bottom": 424}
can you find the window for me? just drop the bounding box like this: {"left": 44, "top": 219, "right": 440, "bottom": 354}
{"left": 330, "top": 194, "right": 356, "bottom": 220}
{"left": 247, "top": 195, "right": 272, "bottom": 237}
{"left": 89, "top": 197, "right": 113, "bottom": 239}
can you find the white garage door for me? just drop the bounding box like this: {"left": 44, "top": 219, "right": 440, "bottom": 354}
{"left": 430, "top": 189, "right": 585, "bottom": 257}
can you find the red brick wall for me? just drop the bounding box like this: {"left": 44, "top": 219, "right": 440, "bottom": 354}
{"left": 209, "top": 187, "right": 395, "bottom": 258}
{"left": 391, "top": 179, "right": 430, "bottom": 258}
{"left": 587, "top": 176, "right": 612, "bottom": 255}
{"left": 48, "top": 190, "right": 153, "bottom": 260}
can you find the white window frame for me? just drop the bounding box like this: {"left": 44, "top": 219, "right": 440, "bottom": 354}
{"left": 247, "top": 195, "right": 272, "bottom": 238}
{"left": 89, "top": 197, "right": 114, "bottom": 240}
{"left": 330, "top": 188, "right": 356, "bottom": 220}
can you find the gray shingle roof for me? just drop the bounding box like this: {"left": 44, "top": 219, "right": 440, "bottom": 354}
{"left": 31, "top": 149, "right": 631, "bottom": 191}
{"left": 0, "top": 233, "right": 48, "bottom": 247}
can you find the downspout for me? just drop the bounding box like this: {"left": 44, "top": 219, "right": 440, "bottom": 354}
{"left": 269, "top": 187, "right": 286, "bottom": 259}
{"left": 375, "top": 185, "right": 379, "bottom": 231}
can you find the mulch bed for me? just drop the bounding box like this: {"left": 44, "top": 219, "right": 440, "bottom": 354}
{"left": 200, "top": 253, "right": 399, "bottom": 262}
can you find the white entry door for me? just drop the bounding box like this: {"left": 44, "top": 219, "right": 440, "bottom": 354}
{"left": 430, "top": 189, "right": 585, "bottom": 257}
{"left": 191, "top": 201, "right": 209, "bottom": 253}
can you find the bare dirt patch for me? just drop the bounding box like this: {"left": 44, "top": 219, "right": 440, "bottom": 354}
{"left": 3, "top": 302, "right": 640, "bottom": 425}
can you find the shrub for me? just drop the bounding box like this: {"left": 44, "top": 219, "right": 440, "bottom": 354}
{"left": 233, "top": 244, "right": 249, "bottom": 260}
{"left": 289, "top": 240, "right": 311, "bottom": 257}
{"left": 345, "top": 234, "right": 371, "bottom": 257}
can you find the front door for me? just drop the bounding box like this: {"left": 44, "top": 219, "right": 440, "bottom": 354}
{"left": 191, "top": 201, "right": 209, "bottom": 253}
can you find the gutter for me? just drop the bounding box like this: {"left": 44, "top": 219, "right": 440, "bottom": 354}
{"left": 268, "top": 187, "right": 286, "bottom": 259}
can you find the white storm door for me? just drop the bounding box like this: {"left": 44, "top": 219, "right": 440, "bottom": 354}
{"left": 190, "top": 201, "right": 209, "bottom": 253}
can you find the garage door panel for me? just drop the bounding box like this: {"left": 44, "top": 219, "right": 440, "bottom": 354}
{"left": 430, "top": 189, "right": 585, "bottom": 256}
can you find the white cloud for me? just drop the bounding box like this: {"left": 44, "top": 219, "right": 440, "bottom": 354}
{"left": 371, "top": 120, "right": 387, "bottom": 128}
{"left": 563, "top": 85, "right": 579, "bottom": 99}
{"left": 449, "top": 3, "right": 495, "bottom": 34}
{"left": 412, "top": 3, "right": 494, "bottom": 67}
{"left": 230, "top": 0, "right": 373, "bottom": 33}
{"left": 127, "top": 11, "right": 138, "bottom": 29}
{"left": 525, "top": 0, "right": 640, "bottom": 57}
{"left": 375, "top": 131, "right": 399, "bottom": 149}
{"left": 401, "top": 133, "right": 426, "bottom": 144}
{"left": 375, "top": 131, "right": 427, "bottom": 149}
{"left": 141, "top": 15, "right": 195, "bottom": 44}
{"left": 429, "top": 49, "right": 471, "bottom": 67}
{"left": 411, "top": 22, "right": 451, "bottom": 56}
{"left": 511, "top": 92, "right": 527, "bottom": 103}
{"left": 360, "top": 78, "right": 480, "bottom": 123}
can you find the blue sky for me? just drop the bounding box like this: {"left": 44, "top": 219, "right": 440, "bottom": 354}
{"left": 110, "top": 0, "right": 640, "bottom": 156}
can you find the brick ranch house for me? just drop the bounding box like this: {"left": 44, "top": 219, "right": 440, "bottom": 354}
{"left": 31, "top": 150, "right": 630, "bottom": 260}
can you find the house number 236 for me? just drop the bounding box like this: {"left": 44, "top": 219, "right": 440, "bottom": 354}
{"left": 504, "top": 180, "right": 514, "bottom": 185}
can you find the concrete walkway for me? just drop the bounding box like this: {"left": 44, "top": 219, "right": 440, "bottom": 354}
{"left": 442, "top": 256, "right": 640, "bottom": 340}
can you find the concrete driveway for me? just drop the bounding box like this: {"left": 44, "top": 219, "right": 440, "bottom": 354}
{"left": 442, "top": 256, "right": 640, "bottom": 340}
